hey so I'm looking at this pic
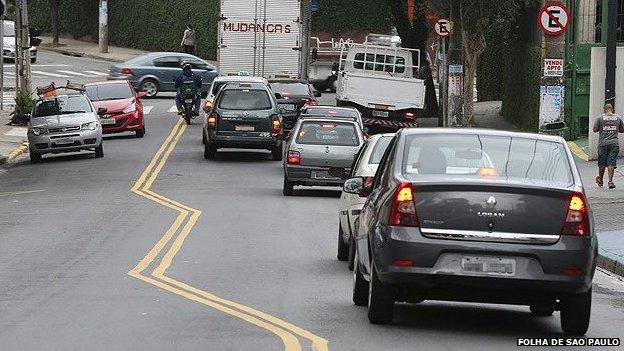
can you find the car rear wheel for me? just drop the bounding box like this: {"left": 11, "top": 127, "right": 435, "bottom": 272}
{"left": 352, "top": 249, "right": 368, "bottom": 306}
{"left": 560, "top": 287, "right": 592, "bottom": 335}
{"left": 368, "top": 265, "right": 395, "bottom": 324}
{"left": 283, "top": 175, "right": 294, "bottom": 196}
{"left": 529, "top": 304, "right": 555, "bottom": 317}
{"left": 136, "top": 126, "right": 145, "bottom": 138}
{"left": 29, "top": 148, "right": 42, "bottom": 164}
{"left": 271, "top": 144, "right": 283, "bottom": 161}
{"left": 204, "top": 144, "right": 217, "bottom": 160}
{"left": 337, "top": 225, "right": 349, "bottom": 261}
{"left": 139, "top": 79, "right": 159, "bottom": 98}
{"left": 95, "top": 144, "right": 104, "bottom": 158}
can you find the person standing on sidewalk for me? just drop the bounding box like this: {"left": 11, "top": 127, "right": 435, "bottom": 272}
{"left": 181, "top": 25, "right": 196, "bottom": 55}
{"left": 593, "top": 103, "right": 624, "bottom": 189}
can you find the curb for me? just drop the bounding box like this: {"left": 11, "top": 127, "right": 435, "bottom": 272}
{"left": 39, "top": 46, "right": 125, "bottom": 63}
{"left": 1, "top": 142, "right": 29, "bottom": 167}
{"left": 597, "top": 254, "right": 624, "bottom": 277}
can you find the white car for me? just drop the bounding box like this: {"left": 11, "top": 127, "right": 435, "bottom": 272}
{"left": 3, "top": 20, "right": 37, "bottom": 63}
{"left": 337, "top": 133, "right": 394, "bottom": 268}
{"left": 204, "top": 75, "right": 269, "bottom": 106}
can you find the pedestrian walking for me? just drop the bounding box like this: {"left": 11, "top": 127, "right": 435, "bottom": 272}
{"left": 593, "top": 103, "right": 624, "bottom": 189}
{"left": 181, "top": 24, "right": 196, "bottom": 55}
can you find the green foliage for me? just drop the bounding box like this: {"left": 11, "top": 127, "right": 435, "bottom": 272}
{"left": 9, "top": 90, "right": 35, "bottom": 126}
{"left": 312, "top": 0, "right": 391, "bottom": 34}
{"left": 500, "top": 45, "right": 541, "bottom": 132}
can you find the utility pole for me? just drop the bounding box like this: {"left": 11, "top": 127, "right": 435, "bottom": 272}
{"left": 300, "top": 0, "right": 311, "bottom": 80}
{"left": 20, "top": 0, "right": 32, "bottom": 93}
{"left": 605, "top": 0, "right": 617, "bottom": 107}
{"left": 98, "top": 0, "right": 109, "bottom": 53}
{"left": 447, "top": 1, "right": 463, "bottom": 126}
{"left": 1, "top": 16, "right": 4, "bottom": 110}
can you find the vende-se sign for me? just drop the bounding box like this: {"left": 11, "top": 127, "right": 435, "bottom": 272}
{"left": 544, "top": 58, "right": 564, "bottom": 77}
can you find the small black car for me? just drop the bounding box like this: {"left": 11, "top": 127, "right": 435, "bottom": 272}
{"left": 269, "top": 79, "right": 321, "bottom": 133}
{"left": 204, "top": 82, "right": 283, "bottom": 160}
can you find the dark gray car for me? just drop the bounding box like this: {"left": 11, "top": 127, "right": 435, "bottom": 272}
{"left": 283, "top": 117, "right": 364, "bottom": 196}
{"left": 346, "top": 128, "right": 597, "bottom": 335}
{"left": 108, "top": 52, "right": 217, "bottom": 97}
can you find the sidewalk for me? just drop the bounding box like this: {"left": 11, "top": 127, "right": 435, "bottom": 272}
{"left": 38, "top": 36, "right": 149, "bottom": 63}
{"left": 471, "top": 101, "right": 624, "bottom": 276}
{"left": 0, "top": 111, "right": 28, "bottom": 166}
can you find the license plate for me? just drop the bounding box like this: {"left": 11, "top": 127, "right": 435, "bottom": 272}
{"left": 312, "top": 171, "right": 340, "bottom": 180}
{"left": 373, "top": 104, "right": 389, "bottom": 110}
{"left": 184, "top": 99, "right": 194, "bottom": 103}
{"left": 461, "top": 256, "right": 516, "bottom": 276}
{"left": 372, "top": 110, "right": 389, "bottom": 118}
{"left": 55, "top": 138, "right": 74, "bottom": 145}
{"left": 101, "top": 118, "right": 116, "bottom": 126}
{"left": 279, "top": 104, "right": 296, "bottom": 111}
{"left": 235, "top": 125, "right": 255, "bottom": 132}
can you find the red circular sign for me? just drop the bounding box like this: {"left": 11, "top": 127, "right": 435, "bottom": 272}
{"left": 435, "top": 19, "right": 451, "bottom": 37}
{"left": 537, "top": 2, "right": 570, "bottom": 36}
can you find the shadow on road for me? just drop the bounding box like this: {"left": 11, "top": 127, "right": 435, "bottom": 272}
{"left": 208, "top": 150, "right": 275, "bottom": 163}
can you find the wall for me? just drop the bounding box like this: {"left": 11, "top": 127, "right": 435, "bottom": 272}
{"left": 588, "top": 47, "right": 624, "bottom": 160}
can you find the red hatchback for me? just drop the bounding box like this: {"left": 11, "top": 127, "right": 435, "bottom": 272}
{"left": 86, "top": 81, "right": 147, "bottom": 138}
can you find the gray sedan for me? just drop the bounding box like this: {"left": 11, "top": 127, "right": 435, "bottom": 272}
{"left": 347, "top": 128, "right": 596, "bottom": 335}
{"left": 108, "top": 52, "right": 218, "bottom": 97}
{"left": 28, "top": 94, "right": 104, "bottom": 163}
{"left": 283, "top": 117, "right": 364, "bottom": 196}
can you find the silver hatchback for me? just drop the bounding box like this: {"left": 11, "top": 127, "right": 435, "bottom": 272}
{"left": 283, "top": 117, "right": 364, "bottom": 196}
{"left": 27, "top": 94, "right": 104, "bottom": 163}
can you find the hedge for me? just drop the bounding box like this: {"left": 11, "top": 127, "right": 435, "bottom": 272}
{"left": 28, "top": 0, "right": 391, "bottom": 60}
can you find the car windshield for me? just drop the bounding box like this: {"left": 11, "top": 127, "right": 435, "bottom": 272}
{"left": 296, "top": 121, "right": 359, "bottom": 146}
{"left": 271, "top": 83, "right": 309, "bottom": 96}
{"left": 303, "top": 108, "right": 359, "bottom": 118}
{"left": 86, "top": 84, "right": 134, "bottom": 101}
{"left": 218, "top": 89, "right": 272, "bottom": 110}
{"left": 3, "top": 22, "right": 15, "bottom": 36}
{"left": 32, "top": 96, "right": 93, "bottom": 118}
{"left": 402, "top": 134, "right": 573, "bottom": 186}
{"left": 369, "top": 136, "right": 393, "bottom": 164}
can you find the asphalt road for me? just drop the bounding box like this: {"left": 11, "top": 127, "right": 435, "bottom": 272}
{"left": 1, "top": 52, "right": 623, "bottom": 351}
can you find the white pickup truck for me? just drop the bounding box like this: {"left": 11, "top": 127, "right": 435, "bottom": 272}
{"left": 335, "top": 43, "right": 426, "bottom": 130}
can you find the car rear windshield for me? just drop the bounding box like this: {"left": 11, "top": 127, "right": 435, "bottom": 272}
{"left": 218, "top": 89, "right": 272, "bottom": 110}
{"left": 303, "top": 108, "right": 358, "bottom": 118}
{"left": 402, "top": 134, "right": 573, "bottom": 186}
{"left": 86, "top": 84, "right": 133, "bottom": 101}
{"left": 271, "top": 83, "right": 309, "bottom": 96}
{"left": 369, "top": 136, "right": 393, "bottom": 164}
{"left": 296, "top": 121, "right": 359, "bottom": 146}
{"left": 32, "top": 96, "right": 93, "bottom": 118}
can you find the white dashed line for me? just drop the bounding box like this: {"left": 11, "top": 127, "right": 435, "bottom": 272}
{"left": 31, "top": 70, "right": 71, "bottom": 78}
{"left": 84, "top": 70, "right": 108, "bottom": 76}
{"left": 143, "top": 106, "right": 154, "bottom": 115}
{"left": 57, "top": 70, "right": 91, "bottom": 77}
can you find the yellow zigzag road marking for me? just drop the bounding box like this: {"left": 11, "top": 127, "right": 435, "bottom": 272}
{"left": 128, "top": 119, "right": 329, "bottom": 351}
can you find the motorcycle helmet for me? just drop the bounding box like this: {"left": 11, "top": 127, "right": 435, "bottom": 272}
{"left": 182, "top": 62, "right": 192, "bottom": 72}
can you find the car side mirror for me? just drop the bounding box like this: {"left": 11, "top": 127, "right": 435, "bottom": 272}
{"left": 137, "top": 91, "right": 147, "bottom": 99}
{"left": 275, "top": 92, "right": 283, "bottom": 100}
{"left": 97, "top": 107, "right": 108, "bottom": 115}
{"left": 343, "top": 177, "right": 374, "bottom": 197}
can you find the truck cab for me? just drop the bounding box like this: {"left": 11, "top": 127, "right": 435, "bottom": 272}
{"left": 336, "top": 43, "right": 426, "bottom": 131}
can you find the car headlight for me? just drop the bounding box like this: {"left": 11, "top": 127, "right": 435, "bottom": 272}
{"left": 81, "top": 122, "right": 98, "bottom": 130}
{"left": 31, "top": 127, "right": 46, "bottom": 136}
{"left": 123, "top": 103, "right": 137, "bottom": 114}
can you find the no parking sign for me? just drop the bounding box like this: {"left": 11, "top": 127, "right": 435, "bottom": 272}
{"left": 537, "top": 2, "right": 570, "bottom": 36}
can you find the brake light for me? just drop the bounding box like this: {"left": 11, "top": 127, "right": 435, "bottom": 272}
{"left": 121, "top": 68, "right": 133, "bottom": 76}
{"left": 561, "top": 191, "right": 589, "bottom": 236}
{"left": 271, "top": 115, "right": 282, "bottom": 134}
{"left": 392, "top": 259, "right": 413, "bottom": 267}
{"left": 306, "top": 99, "right": 319, "bottom": 106}
{"left": 287, "top": 151, "right": 300, "bottom": 165}
{"left": 389, "top": 182, "right": 419, "bottom": 227}
{"left": 477, "top": 167, "right": 499, "bottom": 178}
{"left": 207, "top": 113, "right": 217, "bottom": 130}
{"left": 403, "top": 112, "right": 415, "bottom": 120}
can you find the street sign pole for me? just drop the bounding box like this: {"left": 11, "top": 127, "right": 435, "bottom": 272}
{"left": 1, "top": 17, "right": 4, "bottom": 110}
{"left": 99, "top": 0, "right": 109, "bottom": 53}
{"left": 606, "top": 0, "right": 617, "bottom": 106}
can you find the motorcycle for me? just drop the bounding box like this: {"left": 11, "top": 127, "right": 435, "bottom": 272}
{"left": 179, "top": 81, "right": 199, "bottom": 125}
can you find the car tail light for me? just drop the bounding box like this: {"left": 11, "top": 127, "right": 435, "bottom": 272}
{"left": 287, "top": 151, "right": 300, "bottom": 165}
{"left": 271, "top": 114, "right": 282, "bottom": 134}
{"left": 392, "top": 259, "right": 413, "bottom": 267}
{"left": 403, "top": 112, "right": 415, "bottom": 120}
{"left": 561, "top": 191, "right": 589, "bottom": 236}
{"left": 121, "top": 68, "right": 133, "bottom": 76}
{"left": 389, "top": 182, "right": 419, "bottom": 227}
{"left": 207, "top": 113, "right": 218, "bottom": 130}
{"left": 306, "top": 99, "right": 319, "bottom": 106}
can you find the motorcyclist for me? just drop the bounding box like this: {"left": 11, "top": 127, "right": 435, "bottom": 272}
{"left": 175, "top": 63, "right": 202, "bottom": 116}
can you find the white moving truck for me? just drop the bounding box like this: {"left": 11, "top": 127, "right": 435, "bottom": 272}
{"left": 218, "top": 0, "right": 303, "bottom": 78}
{"left": 336, "top": 43, "right": 426, "bottom": 130}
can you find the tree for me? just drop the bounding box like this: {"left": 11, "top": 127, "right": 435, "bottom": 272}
{"left": 385, "top": 0, "right": 439, "bottom": 120}
{"left": 48, "top": 0, "right": 61, "bottom": 44}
